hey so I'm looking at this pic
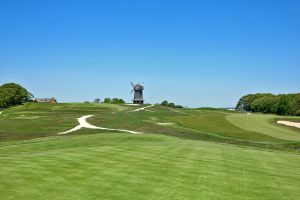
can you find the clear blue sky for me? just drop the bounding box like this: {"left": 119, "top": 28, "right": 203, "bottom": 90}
{"left": 1, "top": 0, "right": 299, "bottom": 107}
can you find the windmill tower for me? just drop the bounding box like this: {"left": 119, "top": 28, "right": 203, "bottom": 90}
{"left": 130, "top": 82, "right": 144, "bottom": 104}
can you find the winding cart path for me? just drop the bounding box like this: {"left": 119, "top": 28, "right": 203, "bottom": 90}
{"left": 131, "top": 105, "right": 154, "bottom": 112}
{"left": 58, "top": 115, "right": 141, "bottom": 135}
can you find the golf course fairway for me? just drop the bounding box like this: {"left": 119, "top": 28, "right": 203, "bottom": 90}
{"left": 0, "top": 103, "right": 299, "bottom": 199}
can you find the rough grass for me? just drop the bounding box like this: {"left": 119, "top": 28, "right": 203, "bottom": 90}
{"left": 0, "top": 133, "right": 299, "bottom": 200}
{"left": 0, "top": 103, "right": 128, "bottom": 141}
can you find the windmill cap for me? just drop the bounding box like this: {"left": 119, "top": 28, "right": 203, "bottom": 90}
{"left": 134, "top": 84, "right": 144, "bottom": 90}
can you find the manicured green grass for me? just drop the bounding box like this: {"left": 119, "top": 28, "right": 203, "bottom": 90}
{"left": 226, "top": 114, "right": 300, "bottom": 141}
{"left": 1, "top": 103, "right": 300, "bottom": 199}
{"left": 169, "top": 110, "right": 279, "bottom": 142}
{"left": 0, "top": 133, "right": 299, "bottom": 200}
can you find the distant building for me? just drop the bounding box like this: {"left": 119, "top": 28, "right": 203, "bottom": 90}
{"left": 35, "top": 97, "right": 58, "bottom": 103}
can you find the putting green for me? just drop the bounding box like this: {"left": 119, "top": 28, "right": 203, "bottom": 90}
{"left": 226, "top": 114, "right": 300, "bottom": 141}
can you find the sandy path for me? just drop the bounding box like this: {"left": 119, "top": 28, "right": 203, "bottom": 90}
{"left": 158, "top": 123, "right": 174, "bottom": 126}
{"left": 132, "top": 105, "right": 154, "bottom": 112}
{"left": 277, "top": 120, "right": 300, "bottom": 129}
{"left": 125, "top": 104, "right": 139, "bottom": 106}
{"left": 58, "top": 115, "right": 141, "bottom": 135}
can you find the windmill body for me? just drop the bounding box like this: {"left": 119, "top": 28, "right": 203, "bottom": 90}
{"left": 131, "top": 82, "right": 144, "bottom": 104}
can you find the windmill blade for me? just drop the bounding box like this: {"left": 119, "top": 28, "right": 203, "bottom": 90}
{"left": 130, "top": 82, "right": 135, "bottom": 87}
{"left": 130, "top": 89, "right": 134, "bottom": 94}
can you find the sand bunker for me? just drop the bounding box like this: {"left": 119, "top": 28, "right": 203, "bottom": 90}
{"left": 277, "top": 121, "right": 300, "bottom": 129}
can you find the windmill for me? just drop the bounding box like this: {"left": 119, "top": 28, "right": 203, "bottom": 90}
{"left": 130, "top": 82, "right": 144, "bottom": 104}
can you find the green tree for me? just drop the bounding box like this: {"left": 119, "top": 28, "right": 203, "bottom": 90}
{"left": 94, "top": 98, "right": 101, "bottom": 103}
{"left": 236, "top": 93, "right": 300, "bottom": 116}
{"left": 251, "top": 95, "right": 278, "bottom": 113}
{"left": 276, "top": 95, "right": 293, "bottom": 115}
{"left": 167, "top": 102, "right": 175, "bottom": 108}
{"left": 236, "top": 93, "right": 273, "bottom": 111}
{"left": 161, "top": 100, "right": 168, "bottom": 106}
{"left": 103, "top": 98, "right": 124, "bottom": 104}
{"left": 0, "top": 83, "right": 33, "bottom": 108}
{"left": 111, "top": 98, "right": 125, "bottom": 104}
{"left": 103, "top": 98, "right": 111, "bottom": 103}
{"left": 290, "top": 94, "right": 300, "bottom": 115}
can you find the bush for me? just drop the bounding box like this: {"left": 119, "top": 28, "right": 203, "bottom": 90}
{"left": 168, "top": 102, "right": 175, "bottom": 108}
{"left": 160, "top": 100, "right": 183, "bottom": 108}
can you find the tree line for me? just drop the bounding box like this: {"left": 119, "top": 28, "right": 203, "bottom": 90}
{"left": 102, "top": 98, "right": 125, "bottom": 104}
{"left": 85, "top": 98, "right": 125, "bottom": 104}
{"left": 0, "top": 83, "right": 33, "bottom": 108}
{"left": 236, "top": 93, "right": 300, "bottom": 116}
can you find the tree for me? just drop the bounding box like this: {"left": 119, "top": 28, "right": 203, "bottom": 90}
{"left": 167, "top": 102, "right": 175, "bottom": 108}
{"left": 290, "top": 94, "right": 300, "bottom": 115}
{"left": 250, "top": 95, "right": 278, "bottom": 113}
{"left": 276, "top": 95, "right": 293, "bottom": 115}
{"left": 236, "top": 93, "right": 272, "bottom": 111}
{"left": 0, "top": 83, "right": 33, "bottom": 108}
{"left": 111, "top": 98, "right": 125, "bottom": 104}
{"left": 236, "top": 93, "right": 300, "bottom": 116}
{"left": 103, "top": 98, "right": 111, "bottom": 103}
{"left": 103, "top": 98, "right": 124, "bottom": 104}
{"left": 94, "top": 98, "right": 101, "bottom": 103}
{"left": 161, "top": 100, "right": 168, "bottom": 106}
{"left": 0, "top": 96, "right": 7, "bottom": 107}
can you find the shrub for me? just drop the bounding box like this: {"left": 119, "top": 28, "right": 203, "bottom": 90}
{"left": 160, "top": 100, "right": 183, "bottom": 108}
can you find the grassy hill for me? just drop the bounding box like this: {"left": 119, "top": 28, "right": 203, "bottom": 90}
{"left": 0, "top": 103, "right": 300, "bottom": 199}
{"left": 1, "top": 103, "right": 299, "bottom": 149}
